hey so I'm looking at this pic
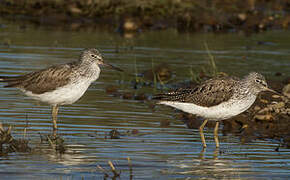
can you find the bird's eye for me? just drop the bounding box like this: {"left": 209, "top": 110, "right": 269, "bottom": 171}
{"left": 91, "top": 54, "right": 96, "bottom": 58}
{"left": 256, "top": 79, "right": 267, "bottom": 87}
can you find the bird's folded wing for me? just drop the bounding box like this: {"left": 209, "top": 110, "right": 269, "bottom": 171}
{"left": 154, "top": 77, "right": 238, "bottom": 107}
{"left": 0, "top": 63, "right": 77, "bottom": 94}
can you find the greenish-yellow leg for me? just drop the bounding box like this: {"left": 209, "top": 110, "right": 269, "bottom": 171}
{"left": 51, "top": 105, "right": 59, "bottom": 136}
{"left": 199, "top": 119, "right": 208, "bottom": 148}
{"left": 214, "top": 121, "right": 220, "bottom": 148}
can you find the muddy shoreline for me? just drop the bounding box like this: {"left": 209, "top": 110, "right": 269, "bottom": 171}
{"left": 1, "top": 0, "right": 290, "bottom": 32}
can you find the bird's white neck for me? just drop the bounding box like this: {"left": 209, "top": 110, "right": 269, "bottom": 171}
{"left": 78, "top": 61, "right": 101, "bottom": 82}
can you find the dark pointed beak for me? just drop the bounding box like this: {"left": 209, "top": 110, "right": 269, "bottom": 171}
{"left": 102, "top": 61, "right": 123, "bottom": 72}
{"left": 265, "top": 87, "right": 281, "bottom": 95}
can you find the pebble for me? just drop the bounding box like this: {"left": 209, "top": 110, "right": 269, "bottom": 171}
{"left": 282, "top": 84, "right": 290, "bottom": 98}
{"left": 273, "top": 102, "right": 285, "bottom": 109}
{"left": 260, "top": 99, "right": 269, "bottom": 104}
{"left": 272, "top": 94, "right": 281, "bottom": 99}
{"left": 254, "top": 106, "right": 261, "bottom": 111}
{"left": 254, "top": 114, "right": 273, "bottom": 121}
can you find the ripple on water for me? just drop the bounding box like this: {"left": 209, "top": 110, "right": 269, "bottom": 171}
{"left": 0, "top": 25, "right": 290, "bottom": 179}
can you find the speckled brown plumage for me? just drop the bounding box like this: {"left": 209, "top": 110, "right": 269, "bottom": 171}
{"left": 154, "top": 76, "right": 240, "bottom": 107}
{"left": 0, "top": 62, "right": 79, "bottom": 94}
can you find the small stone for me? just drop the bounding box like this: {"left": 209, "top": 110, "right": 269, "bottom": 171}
{"left": 268, "top": 16, "right": 274, "bottom": 21}
{"left": 109, "top": 129, "right": 121, "bottom": 139}
{"left": 254, "top": 106, "right": 261, "bottom": 111}
{"left": 272, "top": 94, "right": 281, "bottom": 99}
{"left": 273, "top": 102, "right": 285, "bottom": 109}
{"left": 254, "top": 114, "right": 273, "bottom": 121}
{"left": 282, "top": 84, "right": 290, "bottom": 98}
{"left": 238, "top": 13, "right": 247, "bottom": 21}
{"left": 69, "top": 5, "right": 82, "bottom": 15}
{"left": 241, "top": 124, "right": 248, "bottom": 129}
{"left": 131, "top": 129, "right": 139, "bottom": 135}
{"left": 258, "top": 107, "right": 269, "bottom": 114}
{"left": 121, "top": 18, "right": 139, "bottom": 32}
{"left": 260, "top": 99, "right": 269, "bottom": 104}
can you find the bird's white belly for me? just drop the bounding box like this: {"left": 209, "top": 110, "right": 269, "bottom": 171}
{"left": 22, "top": 80, "right": 92, "bottom": 105}
{"left": 159, "top": 95, "right": 256, "bottom": 120}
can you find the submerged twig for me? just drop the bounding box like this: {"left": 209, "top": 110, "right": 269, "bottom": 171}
{"left": 47, "top": 135, "right": 56, "bottom": 150}
{"left": 0, "top": 123, "right": 3, "bottom": 132}
{"left": 0, "top": 124, "right": 31, "bottom": 155}
{"left": 108, "top": 160, "right": 121, "bottom": 178}
{"left": 97, "top": 164, "right": 110, "bottom": 178}
{"left": 23, "top": 114, "right": 29, "bottom": 139}
{"left": 45, "top": 134, "right": 66, "bottom": 154}
{"left": 97, "top": 160, "right": 121, "bottom": 179}
{"left": 152, "top": 59, "right": 157, "bottom": 90}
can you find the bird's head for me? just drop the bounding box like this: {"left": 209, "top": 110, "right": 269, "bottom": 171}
{"left": 81, "top": 48, "right": 123, "bottom": 72}
{"left": 246, "top": 72, "right": 277, "bottom": 94}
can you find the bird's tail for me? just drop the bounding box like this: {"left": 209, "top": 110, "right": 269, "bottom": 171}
{"left": 0, "top": 76, "right": 19, "bottom": 82}
{"left": 0, "top": 76, "right": 23, "bottom": 88}
{"left": 152, "top": 93, "right": 166, "bottom": 100}
{"left": 152, "top": 91, "right": 183, "bottom": 101}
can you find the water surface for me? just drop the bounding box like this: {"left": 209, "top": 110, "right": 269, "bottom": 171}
{"left": 0, "top": 20, "right": 290, "bottom": 179}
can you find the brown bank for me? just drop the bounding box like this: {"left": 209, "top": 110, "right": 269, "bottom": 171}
{"left": 1, "top": 0, "right": 290, "bottom": 32}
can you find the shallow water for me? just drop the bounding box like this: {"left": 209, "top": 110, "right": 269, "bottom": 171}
{"left": 0, "top": 20, "right": 290, "bottom": 179}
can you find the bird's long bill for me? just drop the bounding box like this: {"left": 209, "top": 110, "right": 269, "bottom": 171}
{"left": 265, "top": 87, "right": 280, "bottom": 94}
{"left": 102, "top": 62, "right": 123, "bottom": 72}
